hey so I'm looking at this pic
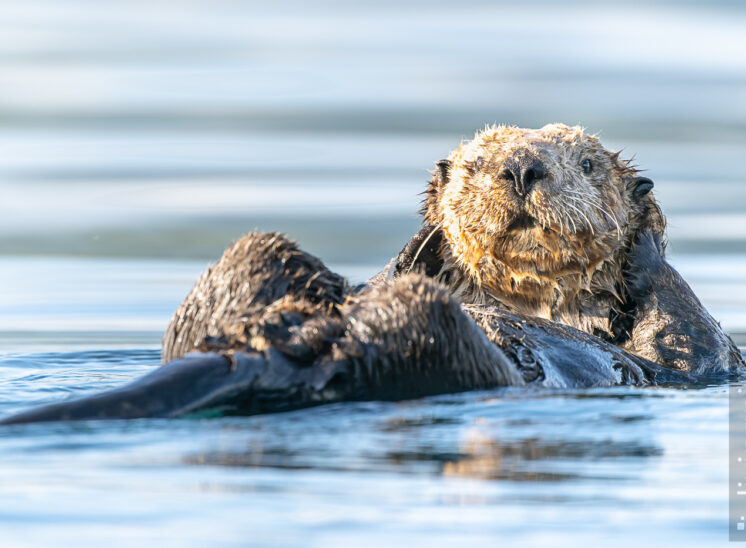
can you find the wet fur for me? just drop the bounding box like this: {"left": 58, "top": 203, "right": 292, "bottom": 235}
{"left": 422, "top": 123, "right": 664, "bottom": 339}
{"left": 162, "top": 233, "right": 348, "bottom": 363}
{"left": 409, "top": 123, "right": 742, "bottom": 374}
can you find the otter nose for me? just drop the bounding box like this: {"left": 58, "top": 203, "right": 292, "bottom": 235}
{"left": 502, "top": 156, "right": 546, "bottom": 196}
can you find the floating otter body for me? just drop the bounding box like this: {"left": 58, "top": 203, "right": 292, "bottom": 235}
{"left": 1, "top": 125, "right": 743, "bottom": 425}
{"left": 0, "top": 233, "right": 692, "bottom": 426}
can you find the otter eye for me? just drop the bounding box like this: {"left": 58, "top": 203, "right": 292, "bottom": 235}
{"left": 474, "top": 157, "right": 484, "bottom": 171}
{"left": 581, "top": 159, "right": 593, "bottom": 174}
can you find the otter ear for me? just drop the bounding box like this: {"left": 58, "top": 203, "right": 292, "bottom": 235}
{"left": 435, "top": 159, "right": 451, "bottom": 185}
{"left": 630, "top": 176, "right": 654, "bottom": 199}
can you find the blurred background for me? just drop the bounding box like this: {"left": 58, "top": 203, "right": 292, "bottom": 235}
{"left": 0, "top": 0, "right": 745, "bottom": 343}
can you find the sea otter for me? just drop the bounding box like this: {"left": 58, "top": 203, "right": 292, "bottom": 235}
{"left": 385, "top": 123, "right": 743, "bottom": 375}
{"left": 1, "top": 125, "right": 742, "bottom": 425}
{"left": 0, "top": 233, "right": 694, "bottom": 425}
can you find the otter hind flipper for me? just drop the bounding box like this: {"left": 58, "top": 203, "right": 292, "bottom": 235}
{"left": 0, "top": 272, "right": 528, "bottom": 425}
{"left": 0, "top": 348, "right": 361, "bottom": 426}
{"left": 0, "top": 352, "right": 261, "bottom": 425}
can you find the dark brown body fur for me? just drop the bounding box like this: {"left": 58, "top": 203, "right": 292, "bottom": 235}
{"left": 158, "top": 232, "right": 694, "bottom": 396}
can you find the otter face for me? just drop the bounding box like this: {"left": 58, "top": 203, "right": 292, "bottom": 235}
{"left": 424, "top": 123, "right": 661, "bottom": 314}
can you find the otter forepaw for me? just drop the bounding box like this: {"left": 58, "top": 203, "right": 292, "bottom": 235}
{"left": 625, "top": 229, "right": 666, "bottom": 297}
{"left": 393, "top": 224, "right": 444, "bottom": 277}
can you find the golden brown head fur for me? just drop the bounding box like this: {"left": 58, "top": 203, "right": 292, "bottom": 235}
{"left": 423, "top": 123, "right": 665, "bottom": 338}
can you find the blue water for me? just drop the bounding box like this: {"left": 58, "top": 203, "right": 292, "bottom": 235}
{"left": 0, "top": 258, "right": 743, "bottom": 548}
{"left": 1, "top": 0, "right": 746, "bottom": 546}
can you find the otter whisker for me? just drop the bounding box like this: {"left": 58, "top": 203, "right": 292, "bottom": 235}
{"left": 575, "top": 196, "right": 610, "bottom": 226}
{"left": 565, "top": 200, "right": 594, "bottom": 235}
{"left": 564, "top": 190, "right": 606, "bottom": 214}
{"left": 586, "top": 199, "right": 608, "bottom": 216}
{"left": 600, "top": 207, "right": 622, "bottom": 240}
{"left": 564, "top": 188, "right": 604, "bottom": 208}
{"left": 569, "top": 192, "right": 622, "bottom": 240}
{"left": 591, "top": 203, "right": 622, "bottom": 240}
{"left": 565, "top": 210, "right": 577, "bottom": 233}
{"left": 565, "top": 196, "right": 597, "bottom": 235}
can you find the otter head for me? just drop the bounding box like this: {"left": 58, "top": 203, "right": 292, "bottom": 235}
{"left": 423, "top": 123, "right": 665, "bottom": 319}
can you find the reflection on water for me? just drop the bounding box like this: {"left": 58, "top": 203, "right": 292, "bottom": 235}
{"left": 0, "top": 374, "right": 732, "bottom": 547}
{"left": 439, "top": 430, "right": 661, "bottom": 482}
{"left": 0, "top": 0, "right": 745, "bottom": 546}
{"left": 185, "top": 419, "right": 662, "bottom": 483}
